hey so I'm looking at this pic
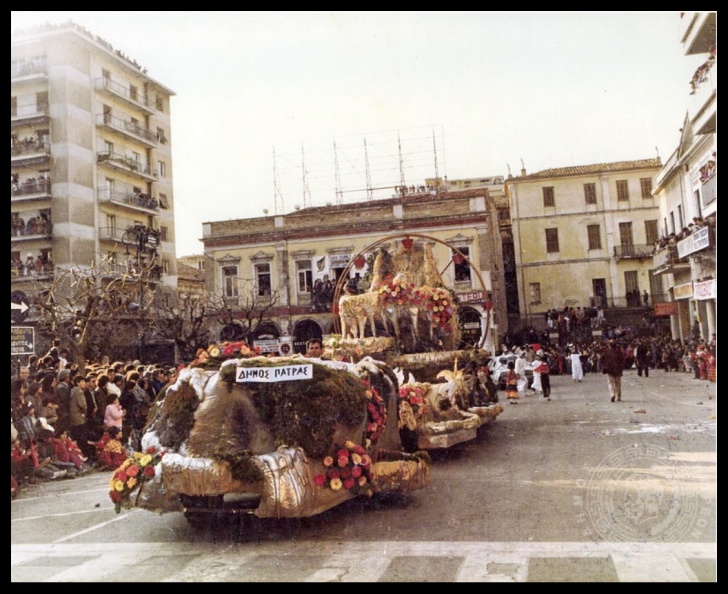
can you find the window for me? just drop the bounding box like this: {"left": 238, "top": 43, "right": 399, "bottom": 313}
{"left": 624, "top": 271, "right": 639, "bottom": 294}
{"left": 102, "top": 68, "right": 111, "bottom": 82}
{"left": 158, "top": 193, "right": 169, "bottom": 209}
{"left": 11, "top": 96, "right": 17, "bottom": 117}
{"left": 297, "top": 261, "right": 312, "bottom": 294}
{"left": 542, "top": 186, "right": 555, "bottom": 207}
{"left": 156, "top": 127, "right": 167, "bottom": 144}
{"left": 616, "top": 180, "right": 629, "bottom": 201}
{"left": 545, "top": 228, "right": 559, "bottom": 253}
{"left": 158, "top": 161, "right": 166, "bottom": 177}
{"left": 155, "top": 95, "right": 164, "bottom": 112}
{"left": 587, "top": 224, "right": 602, "bottom": 250}
{"left": 104, "top": 140, "right": 114, "bottom": 156}
{"left": 583, "top": 183, "right": 597, "bottom": 204}
{"left": 159, "top": 226, "right": 168, "bottom": 242}
{"left": 640, "top": 177, "right": 653, "bottom": 198}
{"left": 256, "top": 263, "right": 271, "bottom": 296}
{"left": 645, "top": 220, "right": 659, "bottom": 245}
{"left": 129, "top": 85, "right": 138, "bottom": 101}
{"left": 529, "top": 283, "right": 541, "bottom": 304}
{"left": 453, "top": 246, "right": 472, "bottom": 282}
{"left": 669, "top": 212, "right": 675, "bottom": 235}
{"left": 619, "top": 222, "right": 634, "bottom": 247}
{"left": 677, "top": 205, "right": 683, "bottom": 230}
{"left": 222, "top": 265, "right": 239, "bottom": 298}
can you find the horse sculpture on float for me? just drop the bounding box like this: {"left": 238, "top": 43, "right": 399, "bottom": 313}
{"left": 338, "top": 242, "right": 458, "bottom": 349}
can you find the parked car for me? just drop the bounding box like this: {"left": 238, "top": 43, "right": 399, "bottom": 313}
{"left": 488, "top": 354, "right": 534, "bottom": 390}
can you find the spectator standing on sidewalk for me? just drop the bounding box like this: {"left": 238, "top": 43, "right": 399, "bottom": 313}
{"left": 600, "top": 340, "right": 626, "bottom": 402}
{"left": 635, "top": 339, "right": 651, "bottom": 377}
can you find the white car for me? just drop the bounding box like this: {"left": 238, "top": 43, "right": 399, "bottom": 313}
{"left": 488, "top": 354, "right": 534, "bottom": 390}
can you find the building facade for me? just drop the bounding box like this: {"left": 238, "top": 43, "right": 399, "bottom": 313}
{"left": 652, "top": 11, "right": 717, "bottom": 342}
{"left": 506, "top": 159, "right": 664, "bottom": 325}
{"left": 201, "top": 188, "right": 505, "bottom": 354}
{"left": 11, "top": 22, "right": 177, "bottom": 299}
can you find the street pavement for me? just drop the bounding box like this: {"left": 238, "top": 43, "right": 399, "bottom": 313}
{"left": 11, "top": 367, "right": 716, "bottom": 582}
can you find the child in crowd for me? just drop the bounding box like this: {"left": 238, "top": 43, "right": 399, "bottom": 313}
{"left": 96, "top": 427, "right": 127, "bottom": 470}
{"left": 505, "top": 361, "right": 519, "bottom": 404}
{"left": 534, "top": 355, "right": 552, "bottom": 401}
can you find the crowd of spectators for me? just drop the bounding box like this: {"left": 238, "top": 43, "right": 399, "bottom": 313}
{"left": 11, "top": 347, "right": 178, "bottom": 499}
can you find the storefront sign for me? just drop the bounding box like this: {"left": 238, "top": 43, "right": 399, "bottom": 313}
{"left": 673, "top": 282, "right": 694, "bottom": 300}
{"left": 328, "top": 254, "right": 350, "bottom": 267}
{"left": 253, "top": 339, "right": 281, "bottom": 353}
{"left": 11, "top": 326, "right": 35, "bottom": 355}
{"left": 236, "top": 364, "right": 313, "bottom": 383}
{"left": 653, "top": 302, "right": 678, "bottom": 317}
{"left": 694, "top": 279, "right": 716, "bottom": 300}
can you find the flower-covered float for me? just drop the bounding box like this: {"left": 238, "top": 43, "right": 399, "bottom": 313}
{"left": 109, "top": 346, "right": 430, "bottom": 527}
{"left": 330, "top": 237, "right": 503, "bottom": 451}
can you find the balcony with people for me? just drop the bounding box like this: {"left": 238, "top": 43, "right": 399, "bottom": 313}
{"left": 612, "top": 243, "right": 654, "bottom": 260}
{"left": 98, "top": 184, "right": 159, "bottom": 213}
{"left": 11, "top": 250, "right": 53, "bottom": 281}
{"left": 11, "top": 174, "right": 51, "bottom": 201}
{"left": 11, "top": 136, "right": 51, "bottom": 160}
{"left": 11, "top": 210, "right": 52, "bottom": 241}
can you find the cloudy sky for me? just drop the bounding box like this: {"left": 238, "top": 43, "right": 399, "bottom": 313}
{"left": 11, "top": 11, "right": 703, "bottom": 257}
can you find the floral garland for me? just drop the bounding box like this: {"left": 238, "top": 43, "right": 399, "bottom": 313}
{"left": 398, "top": 383, "right": 428, "bottom": 417}
{"left": 420, "top": 286, "right": 454, "bottom": 330}
{"left": 108, "top": 446, "right": 165, "bottom": 514}
{"left": 314, "top": 441, "right": 373, "bottom": 496}
{"left": 377, "top": 276, "right": 420, "bottom": 308}
{"left": 363, "top": 380, "right": 387, "bottom": 447}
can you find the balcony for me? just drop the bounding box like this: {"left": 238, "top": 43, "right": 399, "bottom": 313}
{"left": 11, "top": 104, "right": 50, "bottom": 127}
{"left": 11, "top": 178, "right": 51, "bottom": 202}
{"left": 97, "top": 151, "right": 158, "bottom": 181}
{"left": 11, "top": 60, "right": 48, "bottom": 82}
{"left": 612, "top": 243, "right": 654, "bottom": 260}
{"left": 99, "top": 226, "right": 128, "bottom": 242}
{"left": 11, "top": 140, "right": 51, "bottom": 166}
{"left": 652, "top": 245, "right": 691, "bottom": 275}
{"left": 96, "top": 113, "right": 158, "bottom": 147}
{"left": 94, "top": 77, "right": 154, "bottom": 114}
{"left": 98, "top": 187, "right": 159, "bottom": 213}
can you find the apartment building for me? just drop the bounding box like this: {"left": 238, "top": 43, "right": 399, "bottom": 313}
{"left": 506, "top": 159, "right": 664, "bottom": 324}
{"left": 201, "top": 188, "right": 505, "bottom": 353}
{"left": 652, "top": 11, "right": 717, "bottom": 342}
{"left": 11, "top": 22, "right": 177, "bottom": 300}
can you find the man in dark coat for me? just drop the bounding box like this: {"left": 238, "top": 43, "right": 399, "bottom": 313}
{"left": 600, "top": 340, "right": 626, "bottom": 402}
{"left": 635, "top": 340, "right": 650, "bottom": 378}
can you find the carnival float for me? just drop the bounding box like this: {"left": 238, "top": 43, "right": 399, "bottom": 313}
{"left": 108, "top": 234, "right": 500, "bottom": 526}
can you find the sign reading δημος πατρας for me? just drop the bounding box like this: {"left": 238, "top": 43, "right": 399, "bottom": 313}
{"left": 236, "top": 364, "right": 313, "bottom": 383}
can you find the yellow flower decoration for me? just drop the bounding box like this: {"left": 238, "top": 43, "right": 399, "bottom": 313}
{"left": 139, "top": 454, "right": 152, "bottom": 466}
{"left": 126, "top": 476, "right": 138, "bottom": 489}
{"left": 329, "top": 478, "right": 343, "bottom": 491}
{"left": 115, "top": 480, "right": 125, "bottom": 492}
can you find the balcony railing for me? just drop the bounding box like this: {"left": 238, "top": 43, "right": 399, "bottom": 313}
{"left": 96, "top": 113, "right": 158, "bottom": 145}
{"left": 652, "top": 245, "right": 691, "bottom": 274}
{"left": 94, "top": 77, "right": 153, "bottom": 112}
{"left": 11, "top": 141, "right": 51, "bottom": 158}
{"left": 11, "top": 179, "right": 51, "bottom": 200}
{"left": 11, "top": 104, "right": 50, "bottom": 122}
{"left": 98, "top": 188, "right": 159, "bottom": 211}
{"left": 97, "top": 151, "right": 158, "bottom": 179}
{"left": 11, "top": 61, "right": 48, "bottom": 79}
{"left": 98, "top": 226, "right": 128, "bottom": 242}
{"left": 613, "top": 243, "right": 654, "bottom": 260}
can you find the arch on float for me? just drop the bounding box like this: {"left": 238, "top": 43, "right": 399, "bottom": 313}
{"left": 331, "top": 232, "right": 492, "bottom": 349}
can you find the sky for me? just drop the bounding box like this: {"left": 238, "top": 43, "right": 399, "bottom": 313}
{"left": 11, "top": 11, "right": 705, "bottom": 258}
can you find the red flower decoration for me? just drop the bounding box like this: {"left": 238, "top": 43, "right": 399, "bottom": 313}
{"left": 142, "top": 465, "right": 155, "bottom": 478}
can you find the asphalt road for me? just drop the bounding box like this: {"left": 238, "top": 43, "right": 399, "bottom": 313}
{"left": 11, "top": 368, "right": 716, "bottom": 582}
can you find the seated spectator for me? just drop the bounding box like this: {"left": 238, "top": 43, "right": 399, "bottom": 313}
{"left": 96, "top": 427, "right": 127, "bottom": 470}
{"left": 11, "top": 437, "right": 35, "bottom": 486}
{"left": 35, "top": 428, "right": 77, "bottom": 478}
{"left": 50, "top": 428, "right": 90, "bottom": 472}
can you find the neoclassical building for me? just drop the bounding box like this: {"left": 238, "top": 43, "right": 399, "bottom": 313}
{"left": 505, "top": 158, "right": 664, "bottom": 324}
{"left": 201, "top": 188, "right": 505, "bottom": 353}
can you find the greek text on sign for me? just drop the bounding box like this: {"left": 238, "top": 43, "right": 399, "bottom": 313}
{"left": 458, "top": 290, "right": 484, "bottom": 304}
{"left": 236, "top": 364, "right": 313, "bottom": 383}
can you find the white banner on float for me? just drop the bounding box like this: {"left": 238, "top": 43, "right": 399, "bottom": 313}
{"left": 236, "top": 364, "right": 313, "bottom": 382}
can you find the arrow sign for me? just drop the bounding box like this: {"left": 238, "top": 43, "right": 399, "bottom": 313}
{"left": 11, "top": 301, "right": 29, "bottom": 314}
{"left": 11, "top": 290, "right": 30, "bottom": 324}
